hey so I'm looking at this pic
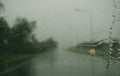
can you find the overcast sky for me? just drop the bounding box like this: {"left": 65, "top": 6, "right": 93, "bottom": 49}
{"left": 1, "top": 0, "right": 115, "bottom": 47}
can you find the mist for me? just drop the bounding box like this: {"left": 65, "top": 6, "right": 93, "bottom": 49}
{"left": 1, "top": 0, "right": 113, "bottom": 48}
{"left": 1, "top": 0, "right": 120, "bottom": 76}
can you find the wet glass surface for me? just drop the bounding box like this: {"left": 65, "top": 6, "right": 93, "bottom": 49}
{"left": 0, "top": 0, "right": 120, "bottom": 76}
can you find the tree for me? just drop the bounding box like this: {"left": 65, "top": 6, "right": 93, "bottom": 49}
{"left": 0, "top": 17, "right": 10, "bottom": 53}
{"left": 8, "top": 18, "right": 36, "bottom": 53}
{"left": 0, "top": 1, "right": 57, "bottom": 54}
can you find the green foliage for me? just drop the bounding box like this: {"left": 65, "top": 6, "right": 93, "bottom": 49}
{"left": 7, "top": 18, "right": 36, "bottom": 54}
{"left": 0, "top": 17, "right": 57, "bottom": 54}
{"left": 0, "top": 17, "right": 10, "bottom": 53}
{"left": 38, "top": 38, "right": 58, "bottom": 51}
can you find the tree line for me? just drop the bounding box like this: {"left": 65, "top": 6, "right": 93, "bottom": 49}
{"left": 0, "top": 17, "right": 57, "bottom": 54}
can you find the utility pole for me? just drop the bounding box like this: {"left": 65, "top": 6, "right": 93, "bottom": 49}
{"left": 75, "top": 8, "right": 93, "bottom": 42}
{"left": 89, "top": 12, "right": 93, "bottom": 42}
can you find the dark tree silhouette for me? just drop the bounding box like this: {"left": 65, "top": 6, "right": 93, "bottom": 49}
{"left": 0, "top": 17, "right": 10, "bottom": 53}
{"left": 6, "top": 18, "right": 57, "bottom": 54}
{"left": 8, "top": 18, "right": 36, "bottom": 54}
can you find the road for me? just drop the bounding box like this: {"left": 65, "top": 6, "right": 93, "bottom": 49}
{"left": 2, "top": 48, "right": 120, "bottom": 76}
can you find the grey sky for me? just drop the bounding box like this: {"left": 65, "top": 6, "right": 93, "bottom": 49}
{"left": 1, "top": 0, "right": 114, "bottom": 47}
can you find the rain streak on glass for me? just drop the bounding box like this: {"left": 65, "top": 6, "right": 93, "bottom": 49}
{"left": 106, "top": 0, "right": 120, "bottom": 76}
{"left": 109, "top": 0, "right": 120, "bottom": 62}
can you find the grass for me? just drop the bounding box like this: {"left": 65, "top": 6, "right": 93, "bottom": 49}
{"left": 0, "top": 48, "right": 57, "bottom": 72}
{"left": 0, "top": 54, "right": 33, "bottom": 62}
{"left": 0, "top": 54, "right": 34, "bottom": 71}
{"left": 0, "top": 50, "right": 48, "bottom": 73}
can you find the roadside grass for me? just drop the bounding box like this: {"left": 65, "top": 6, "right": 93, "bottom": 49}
{"left": 0, "top": 48, "right": 57, "bottom": 72}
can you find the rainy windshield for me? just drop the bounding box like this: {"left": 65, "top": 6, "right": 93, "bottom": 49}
{"left": 0, "top": 0, "right": 120, "bottom": 76}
